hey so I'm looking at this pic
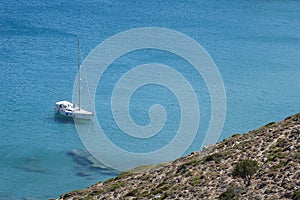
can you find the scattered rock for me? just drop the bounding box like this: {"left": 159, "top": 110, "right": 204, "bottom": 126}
{"left": 57, "top": 112, "right": 300, "bottom": 200}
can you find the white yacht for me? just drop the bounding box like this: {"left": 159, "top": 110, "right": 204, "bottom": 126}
{"left": 54, "top": 100, "right": 93, "bottom": 120}
{"left": 54, "top": 38, "right": 93, "bottom": 120}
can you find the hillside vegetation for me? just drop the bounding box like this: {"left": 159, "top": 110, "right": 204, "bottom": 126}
{"left": 58, "top": 112, "right": 300, "bottom": 200}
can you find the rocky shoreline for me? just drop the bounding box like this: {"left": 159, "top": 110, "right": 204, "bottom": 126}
{"left": 57, "top": 112, "right": 300, "bottom": 199}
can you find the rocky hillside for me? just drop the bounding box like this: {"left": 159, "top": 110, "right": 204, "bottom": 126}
{"left": 58, "top": 112, "right": 300, "bottom": 200}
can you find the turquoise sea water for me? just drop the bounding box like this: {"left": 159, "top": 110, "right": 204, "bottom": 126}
{"left": 1, "top": 0, "right": 300, "bottom": 199}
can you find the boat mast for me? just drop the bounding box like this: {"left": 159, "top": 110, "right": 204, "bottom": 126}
{"left": 78, "top": 37, "right": 81, "bottom": 110}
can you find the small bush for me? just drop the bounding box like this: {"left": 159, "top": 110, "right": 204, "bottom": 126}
{"left": 183, "top": 159, "right": 200, "bottom": 167}
{"left": 124, "top": 188, "right": 139, "bottom": 197}
{"left": 104, "top": 178, "right": 114, "bottom": 183}
{"left": 233, "top": 159, "right": 258, "bottom": 186}
{"left": 265, "top": 122, "right": 276, "bottom": 127}
{"left": 151, "top": 181, "right": 169, "bottom": 196}
{"left": 138, "top": 191, "right": 150, "bottom": 197}
{"left": 164, "top": 185, "right": 179, "bottom": 197}
{"left": 219, "top": 187, "right": 236, "bottom": 200}
{"left": 205, "top": 152, "right": 223, "bottom": 162}
{"left": 152, "top": 187, "right": 163, "bottom": 195}
{"left": 184, "top": 170, "right": 192, "bottom": 177}
{"left": 231, "top": 133, "right": 241, "bottom": 138}
{"left": 276, "top": 138, "right": 286, "bottom": 148}
{"left": 87, "top": 189, "right": 104, "bottom": 198}
{"left": 189, "top": 176, "right": 202, "bottom": 186}
{"left": 270, "top": 160, "right": 286, "bottom": 171}
{"left": 177, "top": 160, "right": 199, "bottom": 174}
{"left": 107, "top": 182, "right": 125, "bottom": 192}
{"left": 117, "top": 171, "right": 134, "bottom": 179}
{"left": 292, "top": 189, "right": 300, "bottom": 200}
{"left": 267, "top": 147, "right": 284, "bottom": 162}
{"left": 166, "top": 188, "right": 174, "bottom": 196}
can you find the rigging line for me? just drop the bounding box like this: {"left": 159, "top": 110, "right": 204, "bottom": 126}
{"left": 82, "top": 63, "right": 93, "bottom": 108}
{"left": 78, "top": 37, "right": 93, "bottom": 112}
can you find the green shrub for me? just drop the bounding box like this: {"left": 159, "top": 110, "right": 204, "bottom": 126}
{"left": 152, "top": 187, "right": 163, "bottom": 195}
{"left": 138, "top": 191, "right": 150, "bottom": 197}
{"left": 292, "top": 189, "right": 300, "bottom": 200}
{"left": 265, "top": 122, "right": 276, "bottom": 127}
{"left": 151, "top": 181, "right": 169, "bottom": 195}
{"left": 270, "top": 160, "right": 286, "bottom": 171}
{"left": 219, "top": 187, "right": 236, "bottom": 200}
{"left": 233, "top": 159, "right": 258, "bottom": 186}
{"left": 87, "top": 189, "right": 104, "bottom": 198}
{"left": 168, "top": 185, "right": 178, "bottom": 193}
{"left": 182, "top": 159, "right": 200, "bottom": 167}
{"left": 184, "top": 170, "right": 192, "bottom": 177}
{"left": 104, "top": 178, "right": 114, "bottom": 183}
{"left": 205, "top": 152, "right": 223, "bottom": 162}
{"left": 231, "top": 133, "right": 241, "bottom": 137}
{"left": 176, "top": 160, "right": 199, "bottom": 174}
{"left": 117, "top": 171, "right": 134, "bottom": 179}
{"left": 166, "top": 187, "right": 176, "bottom": 196}
{"left": 189, "top": 176, "right": 202, "bottom": 186}
{"left": 267, "top": 151, "right": 284, "bottom": 162}
{"left": 124, "top": 188, "right": 139, "bottom": 197}
{"left": 107, "top": 182, "right": 125, "bottom": 191}
{"left": 275, "top": 138, "right": 285, "bottom": 148}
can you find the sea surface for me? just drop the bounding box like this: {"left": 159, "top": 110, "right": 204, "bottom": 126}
{"left": 1, "top": 0, "right": 300, "bottom": 199}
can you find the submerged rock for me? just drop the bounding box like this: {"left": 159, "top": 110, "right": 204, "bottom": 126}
{"left": 67, "top": 149, "right": 119, "bottom": 178}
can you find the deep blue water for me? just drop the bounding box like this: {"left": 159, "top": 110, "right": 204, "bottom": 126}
{"left": 1, "top": 0, "right": 300, "bottom": 199}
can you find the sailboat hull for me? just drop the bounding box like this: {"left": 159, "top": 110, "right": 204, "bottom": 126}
{"left": 54, "top": 101, "right": 93, "bottom": 120}
{"left": 73, "top": 109, "right": 93, "bottom": 120}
